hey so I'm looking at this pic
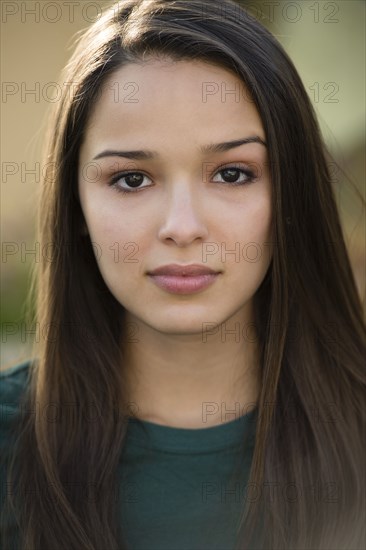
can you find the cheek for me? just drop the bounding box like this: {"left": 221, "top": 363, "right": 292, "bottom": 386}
{"left": 220, "top": 194, "right": 272, "bottom": 251}
{"left": 80, "top": 192, "right": 135, "bottom": 251}
{"left": 83, "top": 202, "right": 152, "bottom": 283}
{"left": 212, "top": 195, "right": 272, "bottom": 285}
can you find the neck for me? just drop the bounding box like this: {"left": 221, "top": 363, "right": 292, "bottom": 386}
{"left": 121, "top": 305, "right": 261, "bottom": 429}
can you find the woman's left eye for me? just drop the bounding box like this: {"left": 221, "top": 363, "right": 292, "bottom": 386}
{"left": 212, "top": 165, "right": 256, "bottom": 185}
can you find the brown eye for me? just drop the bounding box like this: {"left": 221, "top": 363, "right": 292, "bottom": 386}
{"left": 212, "top": 165, "right": 256, "bottom": 186}
{"left": 109, "top": 172, "right": 152, "bottom": 194}
{"left": 122, "top": 173, "right": 144, "bottom": 188}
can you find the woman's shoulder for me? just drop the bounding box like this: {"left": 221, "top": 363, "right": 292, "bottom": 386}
{"left": 0, "top": 359, "right": 33, "bottom": 401}
{"left": 0, "top": 359, "right": 35, "bottom": 445}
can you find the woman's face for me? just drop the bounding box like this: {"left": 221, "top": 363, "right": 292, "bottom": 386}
{"left": 78, "top": 59, "right": 273, "bottom": 334}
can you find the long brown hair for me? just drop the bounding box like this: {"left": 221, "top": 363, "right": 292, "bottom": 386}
{"left": 1, "top": 1, "right": 365, "bottom": 548}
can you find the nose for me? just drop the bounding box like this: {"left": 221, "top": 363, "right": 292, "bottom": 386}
{"left": 157, "top": 181, "right": 209, "bottom": 247}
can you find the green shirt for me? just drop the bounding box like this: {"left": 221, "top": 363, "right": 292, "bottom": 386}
{"left": 1, "top": 360, "right": 259, "bottom": 550}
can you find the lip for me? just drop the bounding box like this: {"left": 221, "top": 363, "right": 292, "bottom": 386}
{"left": 147, "top": 264, "right": 222, "bottom": 295}
{"left": 148, "top": 273, "right": 220, "bottom": 294}
{"left": 147, "top": 263, "right": 220, "bottom": 276}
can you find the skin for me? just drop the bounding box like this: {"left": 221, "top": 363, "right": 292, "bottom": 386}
{"left": 78, "top": 58, "right": 273, "bottom": 428}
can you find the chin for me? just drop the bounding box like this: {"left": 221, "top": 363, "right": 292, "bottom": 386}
{"left": 150, "top": 318, "right": 213, "bottom": 336}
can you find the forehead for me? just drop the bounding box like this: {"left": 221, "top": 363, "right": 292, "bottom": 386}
{"left": 82, "top": 59, "right": 264, "bottom": 151}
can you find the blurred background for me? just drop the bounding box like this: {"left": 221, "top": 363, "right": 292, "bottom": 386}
{"left": 1, "top": 0, "right": 365, "bottom": 369}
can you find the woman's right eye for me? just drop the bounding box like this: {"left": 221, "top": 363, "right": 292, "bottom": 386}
{"left": 108, "top": 172, "right": 152, "bottom": 194}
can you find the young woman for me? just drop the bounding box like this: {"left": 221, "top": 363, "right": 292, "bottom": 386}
{"left": 1, "top": 0, "right": 365, "bottom": 549}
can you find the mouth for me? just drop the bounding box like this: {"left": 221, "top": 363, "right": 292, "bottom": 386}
{"left": 146, "top": 263, "right": 222, "bottom": 294}
{"left": 147, "top": 272, "right": 221, "bottom": 294}
{"left": 147, "top": 263, "right": 220, "bottom": 277}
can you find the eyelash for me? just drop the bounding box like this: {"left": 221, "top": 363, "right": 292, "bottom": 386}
{"left": 108, "top": 164, "right": 257, "bottom": 195}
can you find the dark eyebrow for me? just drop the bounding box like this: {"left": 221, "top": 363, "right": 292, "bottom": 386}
{"left": 92, "top": 136, "right": 267, "bottom": 161}
{"left": 202, "top": 136, "right": 266, "bottom": 154}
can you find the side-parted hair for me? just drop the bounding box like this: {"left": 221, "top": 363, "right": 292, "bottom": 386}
{"left": 1, "top": 1, "right": 365, "bottom": 548}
